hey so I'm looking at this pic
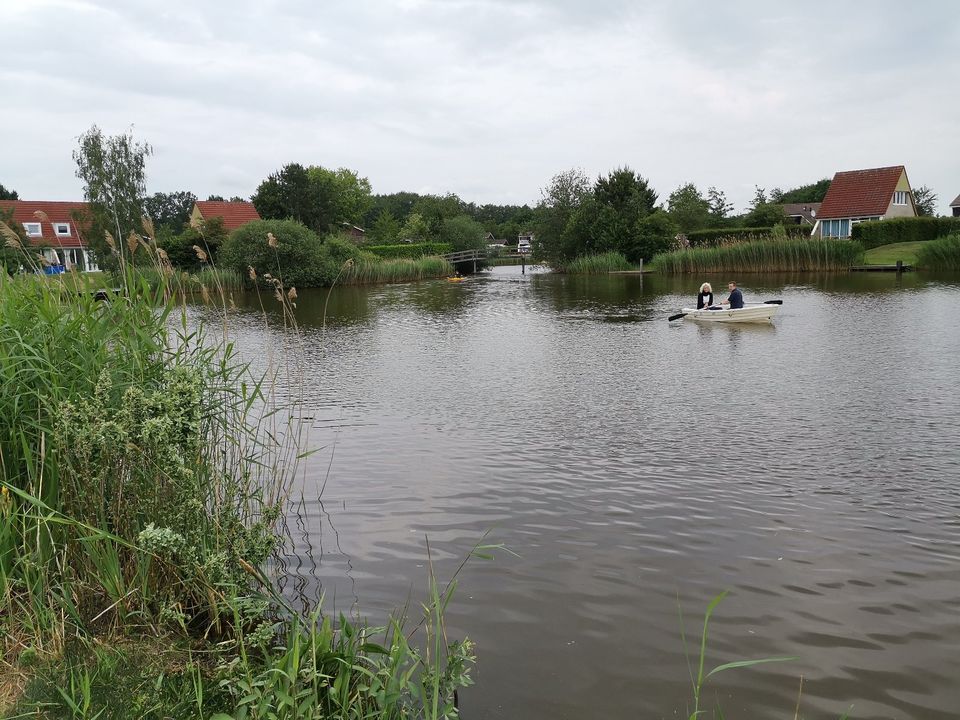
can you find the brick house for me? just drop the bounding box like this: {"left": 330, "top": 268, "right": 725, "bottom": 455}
{"left": 0, "top": 200, "right": 99, "bottom": 271}
{"left": 813, "top": 166, "right": 916, "bottom": 238}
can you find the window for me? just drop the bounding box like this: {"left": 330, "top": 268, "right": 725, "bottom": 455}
{"left": 54, "top": 222, "right": 71, "bottom": 236}
{"left": 24, "top": 222, "right": 42, "bottom": 237}
{"left": 893, "top": 191, "right": 909, "bottom": 205}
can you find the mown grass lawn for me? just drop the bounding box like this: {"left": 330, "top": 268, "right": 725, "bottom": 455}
{"left": 863, "top": 241, "right": 926, "bottom": 266}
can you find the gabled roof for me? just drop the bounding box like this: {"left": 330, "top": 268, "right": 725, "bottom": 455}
{"left": 950, "top": 194, "right": 960, "bottom": 208}
{"left": 194, "top": 201, "right": 260, "bottom": 231}
{"left": 818, "top": 166, "right": 906, "bottom": 219}
{"left": 782, "top": 202, "right": 821, "bottom": 224}
{"left": 0, "top": 200, "right": 90, "bottom": 247}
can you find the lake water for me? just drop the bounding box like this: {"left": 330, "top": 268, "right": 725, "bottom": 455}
{"left": 229, "top": 267, "right": 960, "bottom": 719}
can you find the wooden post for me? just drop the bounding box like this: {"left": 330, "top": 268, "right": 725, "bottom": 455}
{"left": 896, "top": 259, "right": 903, "bottom": 275}
{"left": 639, "top": 258, "right": 643, "bottom": 274}
{"left": 521, "top": 254, "right": 526, "bottom": 275}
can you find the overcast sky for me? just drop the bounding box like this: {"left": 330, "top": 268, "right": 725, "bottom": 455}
{"left": 2, "top": 0, "right": 958, "bottom": 213}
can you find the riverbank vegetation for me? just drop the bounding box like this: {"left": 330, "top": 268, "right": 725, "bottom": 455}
{"left": 916, "top": 233, "right": 960, "bottom": 271}
{"left": 0, "top": 233, "right": 476, "bottom": 717}
{"left": 650, "top": 238, "right": 864, "bottom": 274}
{"left": 563, "top": 252, "right": 636, "bottom": 274}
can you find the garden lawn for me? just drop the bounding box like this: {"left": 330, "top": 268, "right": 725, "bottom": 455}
{"left": 862, "top": 241, "right": 925, "bottom": 266}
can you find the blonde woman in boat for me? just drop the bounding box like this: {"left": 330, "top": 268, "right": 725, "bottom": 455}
{"left": 696, "top": 282, "right": 714, "bottom": 309}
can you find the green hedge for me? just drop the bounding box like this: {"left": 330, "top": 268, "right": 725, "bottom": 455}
{"left": 364, "top": 242, "right": 451, "bottom": 259}
{"left": 686, "top": 225, "right": 811, "bottom": 247}
{"left": 850, "top": 217, "right": 960, "bottom": 249}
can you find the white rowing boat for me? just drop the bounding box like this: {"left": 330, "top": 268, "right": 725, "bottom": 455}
{"left": 678, "top": 303, "right": 779, "bottom": 324}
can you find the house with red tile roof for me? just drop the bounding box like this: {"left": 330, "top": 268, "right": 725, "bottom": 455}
{"left": 950, "top": 194, "right": 960, "bottom": 218}
{"left": 190, "top": 200, "right": 261, "bottom": 232}
{"left": 813, "top": 166, "right": 916, "bottom": 238}
{"left": 0, "top": 200, "right": 99, "bottom": 271}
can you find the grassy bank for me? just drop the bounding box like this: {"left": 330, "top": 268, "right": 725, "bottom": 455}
{"left": 916, "top": 233, "right": 960, "bottom": 271}
{"left": 563, "top": 252, "right": 636, "bottom": 274}
{"left": 0, "top": 234, "right": 475, "bottom": 717}
{"left": 862, "top": 241, "right": 926, "bottom": 266}
{"left": 650, "top": 238, "right": 863, "bottom": 274}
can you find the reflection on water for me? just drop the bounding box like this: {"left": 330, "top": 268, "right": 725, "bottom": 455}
{"left": 225, "top": 267, "right": 960, "bottom": 719}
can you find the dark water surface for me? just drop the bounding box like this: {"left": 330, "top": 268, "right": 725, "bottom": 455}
{"left": 231, "top": 268, "right": 960, "bottom": 719}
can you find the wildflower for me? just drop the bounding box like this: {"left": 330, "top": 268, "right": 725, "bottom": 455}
{"left": 248, "top": 266, "right": 257, "bottom": 281}
{"left": 126, "top": 232, "right": 139, "bottom": 255}
{"left": 192, "top": 245, "right": 208, "bottom": 262}
{"left": 287, "top": 286, "right": 297, "bottom": 300}
{"left": 33, "top": 210, "right": 50, "bottom": 223}
{"left": 267, "top": 232, "right": 277, "bottom": 248}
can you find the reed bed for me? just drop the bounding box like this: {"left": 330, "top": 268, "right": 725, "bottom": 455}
{"left": 341, "top": 254, "right": 453, "bottom": 285}
{"left": 650, "top": 238, "right": 864, "bottom": 274}
{"left": 916, "top": 233, "right": 960, "bottom": 271}
{"left": 0, "top": 220, "right": 476, "bottom": 718}
{"left": 564, "top": 251, "right": 635, "bottom": 274}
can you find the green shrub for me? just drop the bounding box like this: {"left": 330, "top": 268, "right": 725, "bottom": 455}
{"left": 686, "top": 225, "right": 811, "bottom": 247}
{"left": 916, "top": 233, "right": 960, "bottom": 271}
{"left": 364, "top": 242, "right": 452, "bottom": 259}
{"left": 220, "top": 219, "right": 327, "bottom": 287}
{"left": 850, "top": 216, "right": 960, "bottom": 249}
{"left": 650, "top": 238, "right": 863, "bottom": 273}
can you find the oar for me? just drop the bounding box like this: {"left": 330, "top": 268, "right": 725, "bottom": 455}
{"left": 763, "top": 299, "right": 783, "bottom": 305}
{"left": 668, "top": 312, "right": 687, "bottom": 321}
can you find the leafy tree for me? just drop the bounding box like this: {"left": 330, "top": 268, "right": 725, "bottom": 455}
{"left": 626, "top": 211, "right": 678, "bottom": 264}
{"left": 912, "top": 185, "right": 938, "bottom": 216}
{"left": 743, "top": 202, "right": 785, "bottom": 228}
{"left": 706, "top": 186, "right": 733, "bottom": 223}
{"left": 773, "top": 179, "right": 831, "bottom": 204}
{"left": 412, "top": 194, "right": 464, "bottom": 237}
{"left": 368, "top": 209, "right": 401, "bottom": 245}
{"left": 157, "top": 216, "right": 229, "bottom": 270}
{"left": 143, "top": 190, "right": 197, "bottom": 235}
{"left": 750, "top": 186, "right": 768, "bottom": 209}
{"left": 364, "top": 191, "right": 421, "bottom": 227}
{"left": 306, "top": 166, "right": 372, "bottom": 228}
{"left": 207, "top": 195, "right": 225, "bottom": 201}
{"left": 667, "top": 183, "right": 711, "bottom": 233}
{"left": 253, "top": 163, "right": 372, "bottom": 234}
{"left": 251, "top": 163, "right": 313, "bottom": 227}
{"left": 594, "top": 167, "right": 657, "bottom": 215}
{"left": 398, "top": 212, "right": 431, "bottom": 242}
{"left": 0, "top": 184, "right": 18, "bottom": 201}
{"left": 534, "top": 168, "right": 591, "bottom": 263}
{"left": 441, "top": 215, "right": 486, "bottom": 252}
{"left": 73, "top": 125, "right": 152, "bottom": 268}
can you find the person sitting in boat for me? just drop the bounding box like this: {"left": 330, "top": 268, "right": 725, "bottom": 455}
{"left": 719, "top": 281, "right": 744, "bottom": 309}
{"left": 696, "top": 282, "right": 714, "bottom": 309}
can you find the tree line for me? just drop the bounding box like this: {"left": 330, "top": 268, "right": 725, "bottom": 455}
{"left": 1, "top": 124, "right": 943, "bottom": 274}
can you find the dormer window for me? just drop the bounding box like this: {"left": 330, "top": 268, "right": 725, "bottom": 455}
{"left": 893, "top": 191, "right": 909, "bottom": 205}
{"left": 54, "top": 222, "right": 71, "bottom": 236}
{"left": 24, "top": 222, "right": 42, "bottom": 237}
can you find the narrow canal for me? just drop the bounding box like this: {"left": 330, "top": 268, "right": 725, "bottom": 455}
{"left": 230, "top": 267, "right": 960, "bottom": 718}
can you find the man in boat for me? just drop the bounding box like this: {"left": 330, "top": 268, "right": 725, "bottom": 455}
{"left": 720, "top": 281, "right": 744, "bottom": 309}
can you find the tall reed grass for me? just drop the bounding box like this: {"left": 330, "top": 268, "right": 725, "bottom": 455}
{"left": 0, "top": 218, "right": 477, "bottom": 718}
{"left": 564, "top": 252, "right": 636, "bottom": 274}
{"left": 340, "top": 254, "right": 453, "bottom": 285}
{"left": 650, "top": 238, "right": 864, "bottom": 274}
{"left": 916, "top": 233, "right": 960, "bottom": 271}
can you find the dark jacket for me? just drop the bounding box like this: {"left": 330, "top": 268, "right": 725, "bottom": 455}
{"left": 728, "top": 288, "right": 744, "bottom": 309}
{"left": 697, "top": 291, "right": 713, "bottom": 309}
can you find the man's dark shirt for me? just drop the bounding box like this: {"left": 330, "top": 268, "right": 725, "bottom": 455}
{"left": 728, "top": 288, "right": 744, "bottom": 309}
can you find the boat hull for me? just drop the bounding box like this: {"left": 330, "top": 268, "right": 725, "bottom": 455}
{"left": 680, "top": 304, "right": 778, "bottom": 323}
